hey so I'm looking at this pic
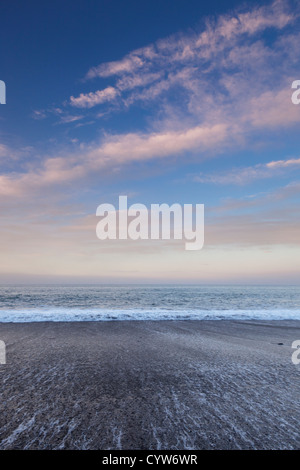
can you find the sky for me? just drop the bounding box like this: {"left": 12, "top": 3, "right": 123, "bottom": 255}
{"left": 0, "top": 0, "right": 300, "bottom": 284}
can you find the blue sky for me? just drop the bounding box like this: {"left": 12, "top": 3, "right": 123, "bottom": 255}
{"left": 0, "top": 0, "right": 300, "bottom": 283}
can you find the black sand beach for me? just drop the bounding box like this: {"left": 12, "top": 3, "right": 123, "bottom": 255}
{"left": 0, "top": 320, "right": 299, "bottom": 450}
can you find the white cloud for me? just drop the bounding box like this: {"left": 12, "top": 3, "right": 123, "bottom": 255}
{"left": 86, "top": 56, "right": 144, "bottom": 79}
{"left": 266, "top": 158, "right": 300, "bottom": 168}
{"left": 70, "top": 86, "right": 118, "bottom": 108}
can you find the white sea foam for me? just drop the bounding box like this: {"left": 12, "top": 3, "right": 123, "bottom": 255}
{"left": 0, "top": 308, "right": 299, "bottom": 322}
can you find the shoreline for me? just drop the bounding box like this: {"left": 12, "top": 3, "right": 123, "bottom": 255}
{"left": 0, "top": 320, "right": 299, "bottom": 449}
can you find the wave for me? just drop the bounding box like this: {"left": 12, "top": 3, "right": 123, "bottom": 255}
{"left": 0, "top": 307, "right": 299, "bottom": 322}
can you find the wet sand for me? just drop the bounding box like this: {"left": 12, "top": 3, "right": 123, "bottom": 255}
{"left": 0, "top": 320, "right": 299, "bottom": 450}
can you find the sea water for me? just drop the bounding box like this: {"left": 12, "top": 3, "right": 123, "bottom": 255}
{"left": 0, "top": 284, "right": 299, "bottom": 322}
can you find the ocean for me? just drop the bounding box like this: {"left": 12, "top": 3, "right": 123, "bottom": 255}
{"left": 0, "top": 284, "right": 299, "bottom": 322}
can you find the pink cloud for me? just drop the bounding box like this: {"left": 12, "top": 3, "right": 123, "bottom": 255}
{"left": 0, "top": 123, "right": 228, "bottom": 198}
{"left": 195, "top": 157, "right": 300, "bottom": 185}
{"left": 70, "top": 86, "right": 118, "bottom": 108}
{"left": 266, "top": 158, "right": 300, "bottom": 168}
{"left": 86, "top": 56, "right": 144, "bottom": 79}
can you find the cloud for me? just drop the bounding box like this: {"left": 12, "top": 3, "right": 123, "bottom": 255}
{"left": 58, "top": 115, "right": 84, "bottom": 124}
{"left": 0, "top": 144, "right": 11, "bottom": 158}
{"left": 116, "top": 72, "right": 163, "bottom": 91}
{"left": 89, "top": 123, "right": 228, "bottom": 163}
{"left": 194, "top": 157, "right": 300, "bottom": 185}
{"left": 245, "top": 88, "right": 300, "bottom": 128}
{"left": 86, "top": 55, "right": 144, "bottom": 79}
{"left": 0, "top": 122, "right": 228, "bottom": 198}
{"left": 212, "top": 181, "right": 300, "bottom": 214}
{"left": 61, "top": 0, "right": 300, "bottom": 153}
{"left": 70, "top": 86, "right": 118, "bottom": 108}
{"left": 86, "top": 0, "right": 294, "bottom": 80}
{"left": 32, "top": 110, "right": 47, "bottom": 120}
{"left": 266, "top": 158, "right": 300, "bottom": 168}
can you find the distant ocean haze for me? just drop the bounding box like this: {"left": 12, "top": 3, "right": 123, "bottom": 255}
{"left": 0, "top": 285, "right": 299, "bottom": 322}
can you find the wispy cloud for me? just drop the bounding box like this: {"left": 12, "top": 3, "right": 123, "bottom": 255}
{"left": 75, "top": 0, "right": 297, "bottom": 116}
{"left": 0, "top": 122, "right": 228, "bottom": 197}
{"left": 0, "top": 144, "right": 11, "bottom": 158}
{"left": 32, "top": 109, "right": 47, "bottom": 120}
{"left": 86, "top": 0, "right": 294, "bottom": 81}
{"left": 70, "top": 86, "right": 119, "bottom": 108}
{"left": 86, "top": 55, "right": 145, "bottom": 79}
{"left": 58, "top": 0, "right": 300, "bottom": 180}
{"left": 267, "top": 158, "right": 300, "bottom": 168}
{"left": 194, "top": 157, "right": 300, "bottom": 185}
{"left": 213, "top": 181, "right": 300, "bottom": 214}
{"left": 58, "top": 115, "right": 84, "bottom": 124}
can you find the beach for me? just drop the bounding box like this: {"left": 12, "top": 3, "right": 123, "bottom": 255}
{"left": 0, "top": 320, "right": 299, "bottom": 450}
